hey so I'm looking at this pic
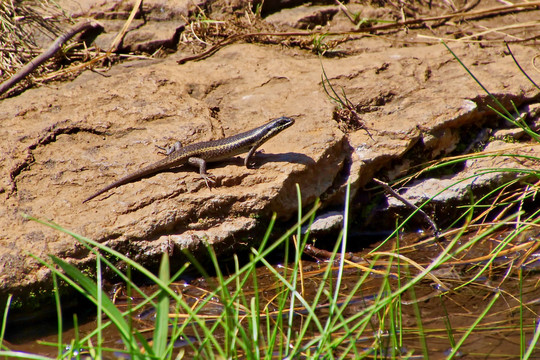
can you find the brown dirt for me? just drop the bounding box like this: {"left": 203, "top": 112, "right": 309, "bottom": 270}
{"left": 1, "top": 0, "right": 540, "bottom": 302}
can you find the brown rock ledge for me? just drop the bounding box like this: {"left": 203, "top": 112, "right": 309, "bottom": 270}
{"left": 1, "top": 41, "right": 539, "bottom": 300}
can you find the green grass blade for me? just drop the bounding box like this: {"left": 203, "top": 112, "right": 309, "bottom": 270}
{"left": 0, "top": 351, "right": 54, "bottom": 359}
{"left": 442, "top": 41, "right": 513, "bottom": 120}
{"left": 257, "top": 212, "right": 277, "bottom": 253}
{"left": 438, "top": 295, "right": 455, "bottom": 350}
{"left": 153, "top": 253, "right": 171, "bottom": 357}
{"left": 51, "top": 274, "right": 63, "bottom": 357}
{"left": 505, "top": 43, "right": 540, "bottom": 91}
{"left": 49, "top": 255, "right": 147, "bottom": 357}
{"left": 443, "top": 41, "right": 540, "bottom": 143}
{"left": 445, "top": 291, "right": 501, "bottom": 360}
{"left": 284, "top": 184, "right": 304, "bottom": 355}
{"left": 407, "top": 267, "right": 429, "bottom": 359}
{"left": 320, "top": 57, "right": 345, "bottom": 106}
{"left": 312, "top": 182, "right": 351, "bottom": 357}
{"left": 522, "top": 317, "right": 540, "bottom": 360}
{"left": 0, "top": 294, "right": 12, "bottom": 350}
{"left": 96, "top": 255, "right": 103, "bottom": 360}
{"left": 519, "top": 268, "right": 525, "bottom": 359}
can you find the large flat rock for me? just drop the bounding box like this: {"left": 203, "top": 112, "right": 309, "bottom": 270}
{"left": 1, "top": 2, "right": 540, "bottom": 298}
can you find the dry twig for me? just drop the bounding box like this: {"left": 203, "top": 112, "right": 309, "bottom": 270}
{"left": 0, "top": 20, "right": 104, "bottom": 96}
{"left": 373, "top": 178, "right": 440, "bottom": 237}
{"left": 177, "top": 1, "right": 540, "bottom": 64}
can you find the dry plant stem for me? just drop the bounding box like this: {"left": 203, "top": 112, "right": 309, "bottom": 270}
{"left": 36, "top": 52, "right": 109, "bottom": 82}
{"left": 0, "top": 20, "right": 104, "bottom": 96}
{"left": 343, "top": 259, "right": 394, "bottom": 277}
{"left": 178, "top": 33, "right": 245, "bottom": 64}
{"left": 303, "top": 245, "right": 394, "bottom": 276}
{"left": 177, "top": 1, "right": 540, "bottom": 64}
{"left": 515, "top": 239, "right": 540, "bottom": 269}
{"left": 373, "top": 178, "right": 440, "bottom": 236}
{"left": 292, "top": 235, "right": 306, "bottom": 298}
{"left": 370, "top": 251, "right": 448, "bottom": 290}
{"left": 444, "top": 239, "right": 536, "bottom": 266}
{"left": 334, "top": 0, "right": 357, "bottom": 25}
{"left": 108, "top": 0, "right": 143, "bottom": 53}
{"left": 304, "top": 244, "right": 365, "bottom": 263}
{"left": 2, "top": 0, "right": 144, "bottom": 92}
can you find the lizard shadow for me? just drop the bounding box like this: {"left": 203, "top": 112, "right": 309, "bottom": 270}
{"left": 201, "top": 151, "right": 314, "bottom": 170}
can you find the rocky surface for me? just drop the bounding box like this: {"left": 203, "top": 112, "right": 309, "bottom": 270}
{"left": 1, "top": 0, "right": 540, "bottom": 301}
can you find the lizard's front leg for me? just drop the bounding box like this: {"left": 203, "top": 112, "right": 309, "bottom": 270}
{"left": 244, "top": 145, "right": 265, "bottom": 169}
{"left": 156, "top": 141, "right": 183, "bottom": 155}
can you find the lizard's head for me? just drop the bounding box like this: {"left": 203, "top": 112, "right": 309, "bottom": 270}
{"left": 266, "top": 116, "right": 295, "bottom": 136}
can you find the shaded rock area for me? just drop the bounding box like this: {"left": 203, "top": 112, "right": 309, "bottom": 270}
{"left": 1, "top": 0, "right": 540, "bottom": 301}
{"left": 265, "top": 5, "right": 339, "bottom": 29}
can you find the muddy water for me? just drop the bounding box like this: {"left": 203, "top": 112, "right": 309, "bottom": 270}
{"left": 5, "top": 230, "right": 540, "bottom": 359}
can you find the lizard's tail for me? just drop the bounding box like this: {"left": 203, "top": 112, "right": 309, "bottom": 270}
{"left": 82, "top": 157, "right": 178, "bottom": 203}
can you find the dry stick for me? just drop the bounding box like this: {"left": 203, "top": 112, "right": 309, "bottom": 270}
{"left": 1, "top": 0, "right": 142, "bottom": 95}
{"left": 177, "top": 1, "right": 540, "bottom": 64}
{"left": 178, "top": 33, "right": 246, "bottom": 64}
{"left": 0, "top": 20, "right": 104, "bottom": 95}
{"left": 34, "top": 52, "right": 109, "bottom": 82}
{"left": 108, "top": 0, "right": 143, "bottom": 53}
{"left": 334, "top": 0, "right": 357, "bottom": 25}
{"left": 516, "top": 240, "right": 540, "bottom": 269}
{"left": 372, "top": 178, "right": 440, "bottom": 237}
{"left": 304, "top": 243, "right": 365, "bottom": 263}
{"left": 35, "top": 0, "right": 145, "bottom": 84}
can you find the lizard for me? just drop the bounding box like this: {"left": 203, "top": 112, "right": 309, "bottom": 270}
{"left": 83, "top": 116, "right": 295, "bottom": 203}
